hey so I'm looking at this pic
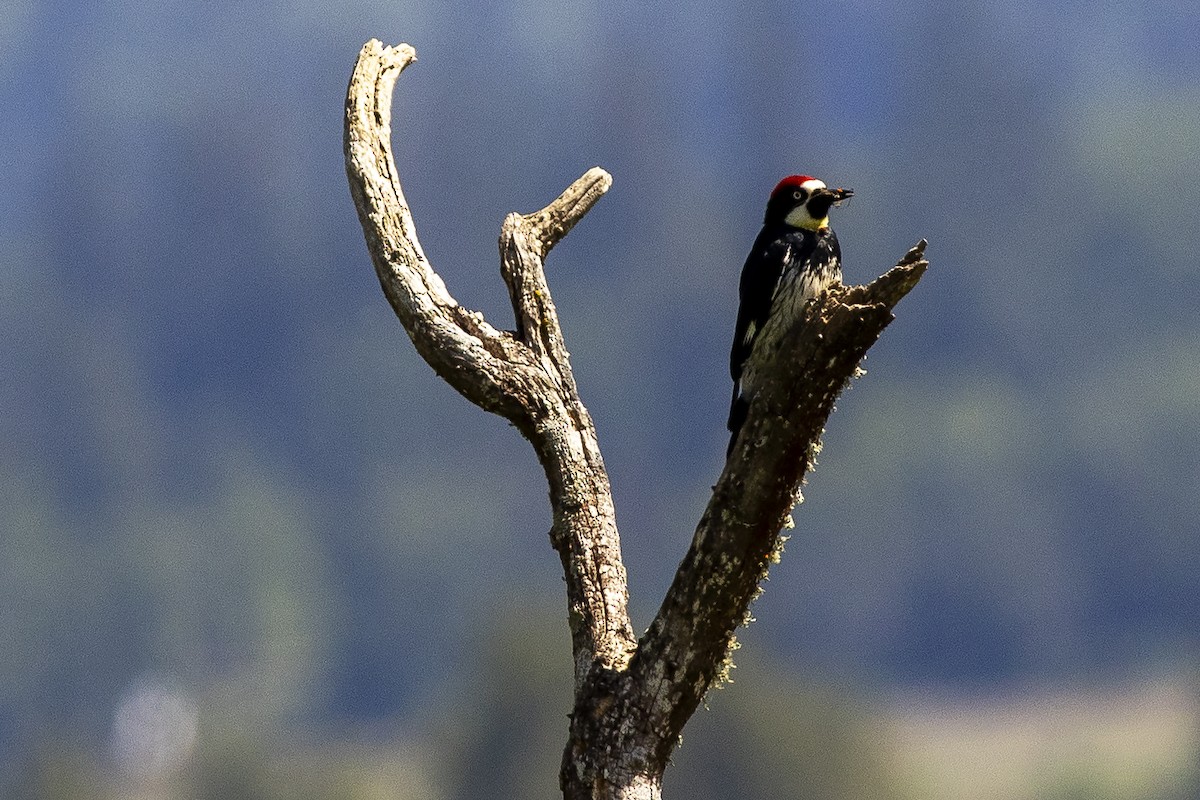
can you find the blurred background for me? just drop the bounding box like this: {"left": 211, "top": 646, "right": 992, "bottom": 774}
{"left": 2, "top": 0, "right": 1199, "bottom": 798}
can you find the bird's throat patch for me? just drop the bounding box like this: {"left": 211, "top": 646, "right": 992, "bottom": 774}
{"left": 784, "top": 206, "right": 828, "bottom": 231}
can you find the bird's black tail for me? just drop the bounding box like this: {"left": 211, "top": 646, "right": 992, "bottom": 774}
{"left": 726, "top": 384, "right": 748, "bottom": 458}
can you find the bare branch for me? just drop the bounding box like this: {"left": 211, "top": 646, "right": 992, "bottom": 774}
{"left": 631, "top": 244, "right": 928, "bottom": 759}
{"left": 844, "top": 239, "right": 928, "bottom": 306}
{"left": 344, "top": 41, "right": 636, "bottom": 695}
{"left": 344, "top": 40, "right": 536, "bottom": 419}
{"left": 499, "top": 169, "right": 608, "bottom": 373}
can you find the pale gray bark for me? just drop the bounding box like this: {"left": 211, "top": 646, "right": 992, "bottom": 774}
{"left": 344, "top": 39, "right": 928, "bottom": 800}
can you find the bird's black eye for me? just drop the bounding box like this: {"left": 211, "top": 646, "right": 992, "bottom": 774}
{"left": 792, "top": 189, "right": 807, "bottom": 201}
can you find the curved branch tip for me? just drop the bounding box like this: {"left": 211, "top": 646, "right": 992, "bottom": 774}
{"left": 522, "top": 167, "right": 613, "bottom": 256}
{"left": 363, "top": 39, "right": 417, "bottom": 67}
{"left": 898, "top": 239, "right": 928, "bottom": 266}
{"left": 583, "top": 166, "right": 613, "bottom": 194}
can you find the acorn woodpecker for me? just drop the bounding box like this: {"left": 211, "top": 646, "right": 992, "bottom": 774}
{"left": 727, "top": 175, "right": 853, "bottom": 455}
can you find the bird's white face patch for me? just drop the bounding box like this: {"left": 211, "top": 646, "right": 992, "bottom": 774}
{"left": 784, "top": 178, "right": 829, "bottom": 231}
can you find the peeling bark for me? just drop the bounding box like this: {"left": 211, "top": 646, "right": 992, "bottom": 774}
{"left": 344, "top": 39, "right": 928, "bottom": 800}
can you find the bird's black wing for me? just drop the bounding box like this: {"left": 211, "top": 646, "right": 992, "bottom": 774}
{"left": 729, "top": 228, "right": 818, "bottom": 382}
{"left": 731, "top": 230, "right": 785, "bottom": 382}
{"left": 727, "top": 228, "right": 817, "bottom": 440}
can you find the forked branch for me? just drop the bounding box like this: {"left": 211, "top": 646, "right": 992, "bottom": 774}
{"left": 344, "top": 39, "right": 927, "bottom": 800}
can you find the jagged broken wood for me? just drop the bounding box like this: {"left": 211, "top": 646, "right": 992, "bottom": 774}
{"left": 344, "top": 39, "right": 928, "bottom": 800}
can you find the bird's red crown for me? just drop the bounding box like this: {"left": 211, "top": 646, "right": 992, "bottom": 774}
{"left": 772, "top": 175, "right": 818, "bottom": 196}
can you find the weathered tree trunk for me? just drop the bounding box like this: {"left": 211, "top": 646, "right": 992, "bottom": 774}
{"left": 344, "top": 40, "right": 927, "bottom": 800}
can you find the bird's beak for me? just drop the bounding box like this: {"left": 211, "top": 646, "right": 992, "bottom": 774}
{"left": 811, "top": 186, "right": 853, "bottom": 206}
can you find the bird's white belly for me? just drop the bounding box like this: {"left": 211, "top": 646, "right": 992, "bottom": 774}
{"left": 741, "top": 265, "right": 840, "bottom": 397}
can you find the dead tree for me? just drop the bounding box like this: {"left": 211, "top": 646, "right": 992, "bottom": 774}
{"left": 344, "top": 40, "right": 928, "bottom": 800}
